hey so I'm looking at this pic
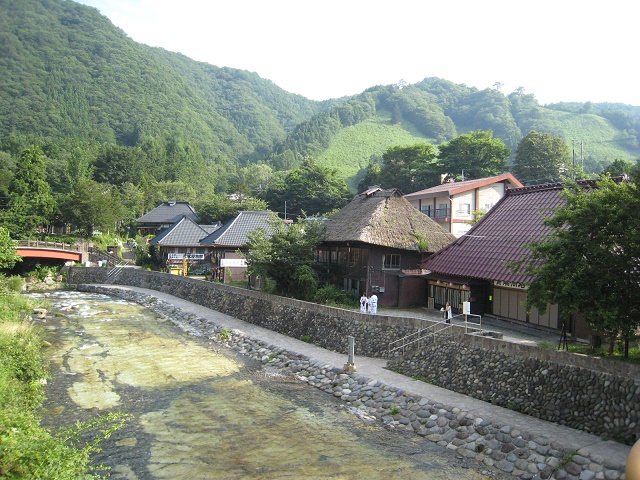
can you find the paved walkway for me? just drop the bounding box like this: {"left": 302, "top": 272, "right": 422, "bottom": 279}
{"left": 375, "top": 306, "right": 562, "bottom": 347}
{"left": 99, "top": 285, "right": 631, "bottom": 472}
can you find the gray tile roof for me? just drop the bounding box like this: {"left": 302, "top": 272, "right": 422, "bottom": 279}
{"left": 148, "top": 216, "right": 213, "bottom": 246}
{"left": 200, "top": 211, "right": 274, "bottom": 247}
{"left": 136, "top": 202, "right": 200, "bottom": 224}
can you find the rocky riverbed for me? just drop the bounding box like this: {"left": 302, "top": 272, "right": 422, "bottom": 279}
{"left": 35, "top": 288, "right": 511, "bottom": 479}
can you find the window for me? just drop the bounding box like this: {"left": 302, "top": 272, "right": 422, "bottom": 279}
{"left": 435, "top": 204, "right": 449, "bottom": 218}
{"left": 382, "top": 254, "right": 400, "bottom": 270}
{"left": 457, "top": 203, "right": 471, "bottom": 215}
{"left": 317, "top": 249, "right": 329, "bottom": 263}
{"left": 421, "top": 205, "right": 432, "bottom": 217}
{"left": 349, "top": 250, "right": 360, "bottom": 266}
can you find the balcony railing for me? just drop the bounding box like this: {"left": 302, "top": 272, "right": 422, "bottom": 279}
{"left": 421, "top": 207, "right": 449, "bottom": 219}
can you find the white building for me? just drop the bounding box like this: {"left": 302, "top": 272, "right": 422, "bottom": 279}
{"left": 404, "top": 173, "right": 523, "bottom": 237}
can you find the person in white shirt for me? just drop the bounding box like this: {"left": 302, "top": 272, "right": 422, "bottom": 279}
{"left": 359, "top": 293, "right": 368, "bottom": 314}
{"left": 369, "top": 293, "right": 378, "bottom": 315}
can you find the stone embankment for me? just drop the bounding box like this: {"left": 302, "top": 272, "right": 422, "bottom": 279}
{"left": 78, "top": 285, "right": 628, "bottom": 480}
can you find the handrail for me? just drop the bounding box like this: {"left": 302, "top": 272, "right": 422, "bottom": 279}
{"left": 388, "top": 313, "right": 485, "bottom": 357}
{"left": 388, "top": 318, "right": 454, "bottom": 356}
{"left": 14, "top": 240, "right": 85, "bottom": 252}
{"left": 450, "top": 312, "right": 483, "bottom": 333}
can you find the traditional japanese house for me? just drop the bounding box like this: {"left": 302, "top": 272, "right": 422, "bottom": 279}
{"left": 148, "top": 216, "right": 220, "bottom": 273}
{"left": 317, "top": 187, "right": 456, "bottom": 307}
{"left": 135, "top": 201, "right": 200, "bottom": 235}
{"left": 200, "top": 210, "right": 274, "bottom": 283}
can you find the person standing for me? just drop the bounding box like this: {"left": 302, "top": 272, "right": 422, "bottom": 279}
{"left": 369, "top": 293, "right": 378, "bottom": 315}
{"left": 445, "top": 301, "right": 452, "bottom": 323}
{"left": 359, "top": 293, "right": 368, "bottom": 314}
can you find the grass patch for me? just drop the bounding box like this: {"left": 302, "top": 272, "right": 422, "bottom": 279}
{"left": 220, "top": 328, "right": 231, "bottom": 341}
{"left": 567, "top": 343, "right": 640, "bottom": 364}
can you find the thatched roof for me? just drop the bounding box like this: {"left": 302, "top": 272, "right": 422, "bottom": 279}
{"left": 323, "top": 188, "right": 456, "bottom": 253}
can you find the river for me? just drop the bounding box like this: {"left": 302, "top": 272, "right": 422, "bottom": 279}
{"left": 35, "top": 290, "right": 502, "bottom": 479}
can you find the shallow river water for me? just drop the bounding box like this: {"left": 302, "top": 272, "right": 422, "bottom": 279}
{"left": 36, "top": 290, "right": 501, "bottom": 479}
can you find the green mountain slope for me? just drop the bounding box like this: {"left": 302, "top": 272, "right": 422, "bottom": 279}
{"left": 0, "top": 0, "right": 326, "bottom": 161}
{"left": 0, "top": 0, "right": 638, "bottom": 196}
{"left": 282, "top": 80, "right": 640, "bottom": 185}
{"left": 316, "top": 109, "right": 430, "bottom": 189}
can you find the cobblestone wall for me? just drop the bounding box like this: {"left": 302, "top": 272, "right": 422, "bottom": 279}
{"left": 388, "top": 341, "right": 640, "bottom": 446}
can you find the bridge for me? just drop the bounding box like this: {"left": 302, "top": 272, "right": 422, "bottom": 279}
{"left": 15, "top": 240, "right": 88, "bottom": 264}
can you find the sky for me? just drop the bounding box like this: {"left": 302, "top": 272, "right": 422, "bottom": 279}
{"left": 76, "top": 0, "right": 639, "bottom": 107}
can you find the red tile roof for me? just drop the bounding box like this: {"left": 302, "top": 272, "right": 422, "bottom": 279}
{"left": 420, "top": 180, "right": 595, "bottom": 284}
{"left": 404, "top": 173, "right": 523, "bottom": 199}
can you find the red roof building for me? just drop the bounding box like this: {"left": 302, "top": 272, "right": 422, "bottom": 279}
{"left": 404, "top": 173, "right": 523, "bottom": 237}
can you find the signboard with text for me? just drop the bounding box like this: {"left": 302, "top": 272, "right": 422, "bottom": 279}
{"left": 220, "top": 258, "right": 247, "bottom": 268}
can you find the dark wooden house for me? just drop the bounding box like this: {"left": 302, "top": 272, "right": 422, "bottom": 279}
{"left": 317, "top": 187, "right": 456, "bottom": 307}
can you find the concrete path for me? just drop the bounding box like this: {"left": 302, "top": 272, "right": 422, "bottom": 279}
{"left": 98, "top": 285, "right": 631, "bottom": 472}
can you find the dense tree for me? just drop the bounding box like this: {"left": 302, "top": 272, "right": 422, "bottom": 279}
{"left": 517, "top": 177, "right": 640, "bottom": 356}
{"left": 602, "top": 158, "right": 638, "bottom": 177}
{"left": 2, "top": 147, "right": 56, "bottom": 237}
{"left": 195, "top": 194, "right": 268, "bottom": 224}
{"left": 374, "top": 143, "right": 439, "bottom": 193}
{"left": 243, "top": 216, "right": 325, "bottom": 299}
{"left": 261, "top": 159, "right": 351, "bottom": 217}
{"left": 512, "top": 131, "right": 572, "bottom": 185}
{"left": 356, "top": 161, "right": 382, "bottom": 193}
{"left": 93, "top": 145, "right": 150, "bottom": 187}
{"left": 438, "top": 130, "right": 510, "bottom": 180}
{"left": 0, "top": 227, "right": 21, "bottom": 270}
{"left": 59, "top": 179, "right": 125, "bottom": 235}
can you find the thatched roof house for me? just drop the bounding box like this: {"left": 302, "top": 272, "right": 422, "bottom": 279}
{"left": 318, "top": 187, "right": 456, "bottom": 308}
{"left": 323, "top": 187, "right": 456, "bottom": 252}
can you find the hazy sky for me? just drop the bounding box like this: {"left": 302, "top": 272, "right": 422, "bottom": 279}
{"left": 76, "top": 0, "right": 639, "bottom": 106}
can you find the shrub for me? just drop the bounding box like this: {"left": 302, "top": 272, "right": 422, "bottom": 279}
{"left": 5, "top": 275, "right": 25, "bottom": 292}
{"left": 313, "top": 284, "right": 355, "bottom": 308}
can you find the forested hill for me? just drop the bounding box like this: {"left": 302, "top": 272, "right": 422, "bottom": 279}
{"left": 0, "top": 0, "right": 328, "bottom": 160}
{"left": 1, "top": 0, "right": 639, "bottom": 196}
{"left": 270, "top": 79, "right": 640, "bottom": 188}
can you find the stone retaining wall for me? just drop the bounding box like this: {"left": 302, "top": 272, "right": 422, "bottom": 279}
{"left": 389, "top": 341, "right": 640, "bottom": 446}
{"left": 77, "top": 284, "right": 629, "bottom": 480}
{"left": 68, "top": 267, "right": 639, "bottom": 447}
